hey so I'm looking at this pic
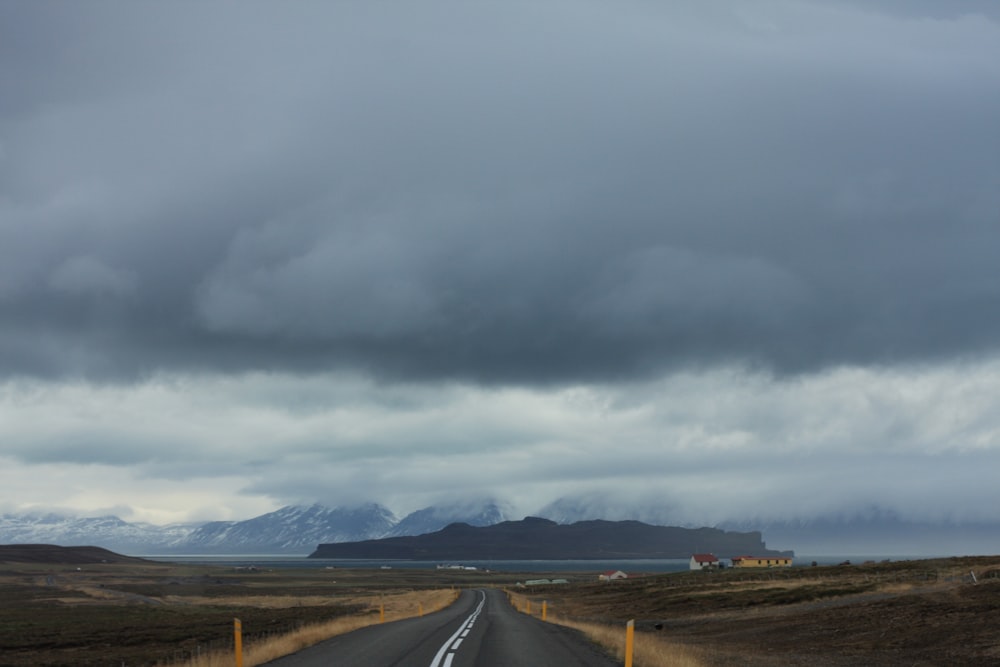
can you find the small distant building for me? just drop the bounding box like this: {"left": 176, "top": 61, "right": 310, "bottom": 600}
{"left": 731, "top": 555, "right": 793, "bottom": 568}
{"left": 521, "top": 578, "right": 570, "bottom": 586}
{"left": 525, "top": 578, "right": 552, "bottom": 586}
{"left": 690, "top": 553, "right": 720, "bottom": 570}
{"left": 599, "top": 570, "right": 628, "bottom": 581}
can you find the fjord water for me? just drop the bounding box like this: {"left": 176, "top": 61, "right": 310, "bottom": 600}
{"left": 146, "top": 554, "right": 937, "bottom": 571}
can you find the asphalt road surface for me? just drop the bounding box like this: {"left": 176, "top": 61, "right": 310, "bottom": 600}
{"left": 262, "top": 588, "right": 620, "bottom": 666}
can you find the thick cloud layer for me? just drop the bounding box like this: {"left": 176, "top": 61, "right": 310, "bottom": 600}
{"left": 2, "top": 1, "right": 998, "bottom": 383}
{"left": 4, "top": 363, "right": 1000, "bottom": 526}
{"left": 2, "top": 2, "right": 1000, "bottom": 536}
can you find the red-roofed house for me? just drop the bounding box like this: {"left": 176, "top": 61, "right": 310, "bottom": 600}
{"left": 598, "top": 570, "right": 628, "bottom": 581}
{"left": 689, "top": 553, "right": 720, "bottom": 570}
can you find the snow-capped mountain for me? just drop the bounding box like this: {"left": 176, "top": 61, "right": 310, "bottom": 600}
{"left": 181, "top": 503, "right": 398, "bottom": 553}
{"left": 0, "top": 512, "right": 198, "bottom": 554}
{"left": 7, "top": 500, "right": 998, "bottom": 558}
{"left": 0, "top": 501, "right": 511, "bottom": 555}
{"left": 385, "top": 499, "right": 512, "bottom": 537}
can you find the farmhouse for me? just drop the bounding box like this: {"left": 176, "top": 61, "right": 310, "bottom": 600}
{"left": 690, "top": 553, "right": 720, "bottom": 570}
{"left": 731, "top": 555, "right": 793, "bottom": 568}
{"left": 599, "top": 570, "right": 628, "bottom": 581}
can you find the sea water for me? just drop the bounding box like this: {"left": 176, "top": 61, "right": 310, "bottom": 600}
{"left": 137, "top": 554, "right": 942, "bottom": 572}
{"left": 142, "top": 555, "right": 691, "bottom": 572}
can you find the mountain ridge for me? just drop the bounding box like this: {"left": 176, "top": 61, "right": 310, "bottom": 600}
{"left": 0, "top": 500, "right": 512, "bottom": 555}
{"left": 5, "top": 499, "right": 997, "bottom": 557}
{"left": 309, "top": 516, "right": 793, "bottom": 560}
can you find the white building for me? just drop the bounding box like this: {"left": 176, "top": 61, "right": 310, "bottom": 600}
{"left": 690, "top": 553, "right": 720, "bottom": 570}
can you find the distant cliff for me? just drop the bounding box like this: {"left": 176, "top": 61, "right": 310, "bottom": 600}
{"left": 309, "top": 517, "right": 793, "bottom": 560}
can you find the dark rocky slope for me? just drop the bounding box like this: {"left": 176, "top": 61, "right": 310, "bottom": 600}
{"left": 310, "top": 517, "right": 792, "bottom": 560}
{"left": 0, "top": 544, "right": 150, "bottom": 564}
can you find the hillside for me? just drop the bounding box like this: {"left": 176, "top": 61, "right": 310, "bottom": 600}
{"left": 310, "top": 517, "right": 792, "bottom": 560}
{"left": 528, "top": 555, "right": 1000, "bottom": 666}
{"left": 0, "top": 544, "right": 150, "bottom": 565}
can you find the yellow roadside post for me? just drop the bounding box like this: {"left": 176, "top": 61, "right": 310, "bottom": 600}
{"left": 419, "top": 602, "right": 424, "bottom": 617}
{"left": 380, "top": 603, "right": 385, "bottom": 623}
{"left": 234, "top": 618, "right": 243, "bottom": 667}
{"left": 542, "top": 600, "right": 547, "bottom": 621}
{"left": 526, "top": 599, "right": 531, "bottom": 615}
{"left": 625, "top": 619, "right": 635, "bottom": 667}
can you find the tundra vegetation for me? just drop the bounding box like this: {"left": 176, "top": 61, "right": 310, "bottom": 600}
{"left": 1, "top": 549, "right": 999, "bottom": 666}
{"left": 509, "top": 555, "right": 1000, "bottom": 666}
{"left": 0, "top": 555, "right": 461, "bottom": 667}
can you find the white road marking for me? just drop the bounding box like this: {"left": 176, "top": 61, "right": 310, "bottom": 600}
{"left": 429, "top": 590, "right": 486, "bottom": 667}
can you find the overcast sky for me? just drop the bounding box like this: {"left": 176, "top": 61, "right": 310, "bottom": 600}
{"left": 2, "top": 1, "right": 999, "bottom": 528}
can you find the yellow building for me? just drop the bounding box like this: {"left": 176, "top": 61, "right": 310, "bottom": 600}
{"left": 731, "top": 555, "right": 793, "bottom": 568}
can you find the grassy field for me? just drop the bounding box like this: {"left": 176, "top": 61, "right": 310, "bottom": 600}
{"left": 2, "top": 553, "right": 1000, "bottom": 666}
{"left": 0, "top": 559, "right": 475, "bottom": 666}
{"left": 510, "top": 555, "right": 1000, "bottom": 666}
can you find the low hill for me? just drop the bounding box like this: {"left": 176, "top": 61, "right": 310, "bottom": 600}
{"left": 0, "top": 544, "right": 150, "bottom": 565}
{"left": 309, "top": 517, "right": 793, "bottom": 560}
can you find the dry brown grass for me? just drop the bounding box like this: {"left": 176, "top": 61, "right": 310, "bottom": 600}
{"left": 875, "top": 581, "right": 919, "bottom": 594}
{"left": 557, "top": 617, "right": 708, "bottom": 667}
{"left": 162, "top": 594, "right": 342, "bottom": 608}
{"left": 157, "top": 588, "right": 458, "bottom": 667}
{"left": 506, "top": 590, "right": 708, "bottom": 667}
{"left": 504, "top": 558, "right": 1000, "bottom": 667}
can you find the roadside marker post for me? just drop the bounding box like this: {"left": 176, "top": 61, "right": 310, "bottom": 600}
{"left": 625, "top": 619, "right": 634, "bottom": 667}
{"left": 380, "top": 603, "right": 385, "bottom": 623}
{"left": 419, "top": 602, "right": 424, "bottom": 616}
{"left": 233, "top": 618, "right": 243, "bottom": 667}
{"left": 526, "top": 599, "right": 531, "bottom": 614}
{"left": 542, "top": 600, "right": 547, "bottom": 621}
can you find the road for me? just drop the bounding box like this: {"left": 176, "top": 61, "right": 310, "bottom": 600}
{"left": 262, "top": 588, "right": 620, "bottom": 667}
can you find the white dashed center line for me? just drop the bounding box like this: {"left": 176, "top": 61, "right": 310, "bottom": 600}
{"left": 429, "top": 590, "right": 486, "bottom": 667}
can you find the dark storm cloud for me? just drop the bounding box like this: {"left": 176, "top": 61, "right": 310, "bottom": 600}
{"left": 2, "top": 1, "right": 999, "bottom": 383}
